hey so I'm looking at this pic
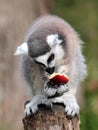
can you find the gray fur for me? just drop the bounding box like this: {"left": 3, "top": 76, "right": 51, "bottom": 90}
{"left": 20, "top": 15, "right": 87, "bottom": 116}
{"left": 22, "top": 15, "right": 86, "bottom": 93}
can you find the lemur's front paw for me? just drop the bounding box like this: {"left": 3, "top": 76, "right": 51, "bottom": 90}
{"left": 24, "top": 95, "right": 53, "bottom": 116}
{"left": 51, "top": 94, "right": 79, "bottom": 117}
{"left": 64, "top": 95, "right": 79, "bottom": 117}
{"left": 24, "top": 100, "right": 38, "bottom": 116}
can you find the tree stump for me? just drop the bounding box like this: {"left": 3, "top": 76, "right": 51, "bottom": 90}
{"left": 23, "top": 104, "right": 80, "bottom": 130}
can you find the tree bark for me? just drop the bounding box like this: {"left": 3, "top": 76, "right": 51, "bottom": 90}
{"left": 23, "top": 104, "right": 80, "bottom": 130}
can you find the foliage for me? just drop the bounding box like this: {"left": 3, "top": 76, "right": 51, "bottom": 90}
{"left": 51, "top": 0, "right": 98, "bottom": 130}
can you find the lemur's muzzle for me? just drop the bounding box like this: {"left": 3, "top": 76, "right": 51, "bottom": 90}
{"left": 46, "top": 67, "right": 55, "bottom": 74}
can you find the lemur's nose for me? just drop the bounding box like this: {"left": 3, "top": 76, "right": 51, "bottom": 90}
{"left": 46, "top": 67, "right": 55, "bottom": 74}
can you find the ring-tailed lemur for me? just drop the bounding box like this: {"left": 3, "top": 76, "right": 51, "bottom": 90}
{"left": 15, "top": 15, "right": 87, "bottom": 117}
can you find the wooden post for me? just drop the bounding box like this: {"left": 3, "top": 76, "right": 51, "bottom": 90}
{"left": 23, "top": 104, "right": 80, "bottom": 130}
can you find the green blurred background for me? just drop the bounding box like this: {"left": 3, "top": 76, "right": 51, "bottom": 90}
{"left": 51, "top": 0, "right": 98, "bottom": 130}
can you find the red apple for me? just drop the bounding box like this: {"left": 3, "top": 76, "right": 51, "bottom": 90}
{"left": 49, "top": 73, "right": 69, "bottom": 84}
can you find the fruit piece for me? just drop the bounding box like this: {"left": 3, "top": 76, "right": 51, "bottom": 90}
{"left": 49, "top": 73, "right": 69, "bottom": 84}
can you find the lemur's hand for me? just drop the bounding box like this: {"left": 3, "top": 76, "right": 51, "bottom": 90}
{"left": 44, "top": 81, "right": 58, "bottom": 97}
{"left": 44, "top": 73, "right": 69, "bottom": 97}
{"left": 44, "top": 81, "right": 69, "bottom": 97}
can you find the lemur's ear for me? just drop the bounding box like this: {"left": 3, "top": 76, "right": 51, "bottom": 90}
{"left": 46, "top": 34, "right": 63, "bottom": 47}
{"left": 14, "top": 42, "right": 28, "bottom": 55}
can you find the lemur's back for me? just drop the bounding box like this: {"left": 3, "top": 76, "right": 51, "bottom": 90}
{"left": 25, "top": 15, "right": 79, "bottom": 46}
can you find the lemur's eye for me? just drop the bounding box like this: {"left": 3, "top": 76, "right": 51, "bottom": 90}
{"left": 47, "top": 54, "right": 55, "bottom": 63}
{"left": 34, "top": 60, "right": 46, "bottom": 68}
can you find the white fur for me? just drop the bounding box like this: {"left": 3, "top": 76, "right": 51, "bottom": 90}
{"left": 44, "top": 83, "right": 69, "bottom": 97}
{"left": 57, "top": 84, "right": 69, "bottom": 94}
{"left": 14, "top": 42, "right": 28, "bottom": 55}
{"left": 54, "top": 44, "right": 65, "bottom": 61}
{"left": 44, "top": 86, "right": 57, "bottom": 97}
{"left": 35, "top": 52, "right": 50, "bottom": 67}
{"left": 48, "top": 59, "right": 55, "bottom": 68}
{"left": 57, "top": 65, "right": 70, "bottom": 74}
{"left": 46, "top": 34, "right": 63, "bottom": 47}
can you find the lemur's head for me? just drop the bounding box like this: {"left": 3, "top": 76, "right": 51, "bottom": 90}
{"left": 15, "top": 34, "right": 65, "bottom": 74}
